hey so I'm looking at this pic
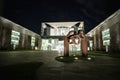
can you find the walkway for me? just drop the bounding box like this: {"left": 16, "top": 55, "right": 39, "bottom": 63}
{"left": 0, "top": 51, "right": 120, "bottom": 80}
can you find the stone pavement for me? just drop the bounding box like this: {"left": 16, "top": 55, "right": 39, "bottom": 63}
{"left": 0, "top": 51, "right": 120, "bottom": 80}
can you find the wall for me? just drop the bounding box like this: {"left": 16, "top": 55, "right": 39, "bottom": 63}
{"left": 87, "top": 9, "right": 120, "bottom": 52}
{"left": 0, "top": 17, "right": 41, "bottom": 50}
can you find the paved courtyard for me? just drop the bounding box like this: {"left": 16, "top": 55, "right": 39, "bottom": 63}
{"left": 0, "top": 51, "right": 120, "bottom": 80}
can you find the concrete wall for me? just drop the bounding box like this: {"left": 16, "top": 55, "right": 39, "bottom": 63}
{"left": 0, "top": 17, "right": 41, "bottom": 50}
{"left": 86, "top": 9, "right": 120, "bottom": 52}
{"left": 110, "top": 21, "right": 120, "bottom": 52}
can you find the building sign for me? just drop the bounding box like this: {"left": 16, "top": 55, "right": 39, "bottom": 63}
{"left": 102, "top": 29, "right": 110, "bottom": 46}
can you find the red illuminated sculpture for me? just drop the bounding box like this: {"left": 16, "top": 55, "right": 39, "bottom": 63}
{"left": 64, "top": 30, "right": 88, "bottom": 57}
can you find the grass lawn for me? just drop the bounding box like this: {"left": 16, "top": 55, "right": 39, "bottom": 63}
{"left": 109, "top": 53, "right": 120, "bottom": 58}
{"left": 88, "top": 51, "right": 120, "bottom": 58}
{"left": 55, "top": 51, "right": 120, "bottom": 63}
{"left": 88, "top": 51, "right": 109, "bottom": 56}
{"left": 55, "top": 55, "right": 95, "bottom": 63}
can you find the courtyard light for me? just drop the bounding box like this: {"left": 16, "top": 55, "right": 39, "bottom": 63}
{"left": 74, "top": 57, "right": 78, "bottom": 60}
{"left": 87, "top": 57, "right": 91, "bottom": 60}
{"left": 60, "top": 57, "right": 63, "bottom": 59}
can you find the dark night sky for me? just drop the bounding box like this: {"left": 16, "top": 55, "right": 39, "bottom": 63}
{"left": 2, "top": 0, "right": 120, "bottom": 34}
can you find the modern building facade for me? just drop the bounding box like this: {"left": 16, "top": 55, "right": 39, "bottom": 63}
{"left": 41, "top": 22, "right": 84, "bottom": 51}
{"left": 0, "top": 17, "right": 41, "bottom": 50}
{"left": 86, "top": 9, "right": 120, "bottom": 53}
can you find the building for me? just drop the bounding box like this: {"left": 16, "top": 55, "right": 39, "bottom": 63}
{"left": 41, "top": 22, "right": 84, "bottom": 51}
{"left": 0, "top": 17, "right": 41, "bottom": 50}
{"left": 86, "top": 9, "right": 120, "bottom": 53}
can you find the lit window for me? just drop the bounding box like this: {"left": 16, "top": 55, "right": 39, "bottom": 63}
{"left": 102, "top": 29, "right": 110, "bottom": 46}
{"left": 31, "top": 37, "right": 35, "bottom": 46}
{"left": 11, "top": 30, "right": 20, "bottom": 45}
{"left": 50, "top": 27, "right": 74, "bottom": 36}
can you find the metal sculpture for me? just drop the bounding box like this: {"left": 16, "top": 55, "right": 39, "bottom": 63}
{"left": 64, "top": 30, "right": 88, "bottom": 57}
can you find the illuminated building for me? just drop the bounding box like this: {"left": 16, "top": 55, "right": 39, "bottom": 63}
{"left": 86, "top": 9, "right": 120, "bottom": 53}
{"left": 41, "top": 22, "right": 84, "bottom": 51}
{"left": 0, "top": 17, "right": 41, "bottom": 50}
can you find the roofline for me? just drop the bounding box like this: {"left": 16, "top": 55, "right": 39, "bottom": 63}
{"left": 86, "top": 9, "right": 120, "bottom": 35}
{"left": 0, "top": 16, "right": 40, "bottom": 36}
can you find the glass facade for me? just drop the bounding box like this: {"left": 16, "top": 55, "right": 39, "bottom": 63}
{"left": 41, "top": 39, "right": 58, "bottom": 50}
{"left": 41, "top": 38, "right": 81, "bottom": 51}
{"left": 41, "top": 22, "right": 84, "bottom": 36}
{"left": 41, "top": 22, "right": 84, "bottom": 52}
{"left": 69, "top": 44, "right": 80, "bottom": 51}
{"left": 50, "top": 27, "right": 74, "bottom": 36}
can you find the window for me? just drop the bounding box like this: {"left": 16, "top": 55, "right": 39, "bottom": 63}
{"left": 11, "top": 30, "right": 20, "bottom": 45}
{"left": 102, "top": 29, "right": 110, "bottom": 46}
{"left": 31, "top": 37, "right": 35, "bottom": 46}
{"left": 50, "top": 27, "right": 74, "bottom": 36}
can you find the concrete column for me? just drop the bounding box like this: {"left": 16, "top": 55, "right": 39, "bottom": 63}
{"left": 0, "top": 24, "right": 2, "bottom": 49}
{"left": 119, "top": 23, "right": 120, "bottom": 52}
{"left": 97, "top": 28, "right": 102, "bottom": 50}
{"left": 38, "top": 37, "right": 41, "bottom": 50}
{"left": 24, "top": 35, "right": 31, "bottom": 50}
{"left": 19, "top": 33, "right": 25, "bottom": 49}
{"left": 93, "top": 31, "right": 97, "bottom": 50}
{"left": 110, "top": 22, "right": 120, "bottom": 52}
{"left": 1, "top": 27, "right": 11, "bottom": 50}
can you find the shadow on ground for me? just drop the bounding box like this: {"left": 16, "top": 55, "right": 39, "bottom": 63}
{"left": 0, "top": 62, "right": 43, "bottom": 80}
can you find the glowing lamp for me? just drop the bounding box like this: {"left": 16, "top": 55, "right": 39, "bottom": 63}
{"left": 74, "top": 57, "right": 78, "bottom": 60}
{"left": 60, "top": 57, "right": 63, "bottom": 59}
{"left": 87, "top": 57, "right": 91, "bottom": 60}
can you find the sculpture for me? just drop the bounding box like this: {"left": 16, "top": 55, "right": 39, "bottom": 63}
{"left": 64, "top": 30, "right": 88, "bottom": 57}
